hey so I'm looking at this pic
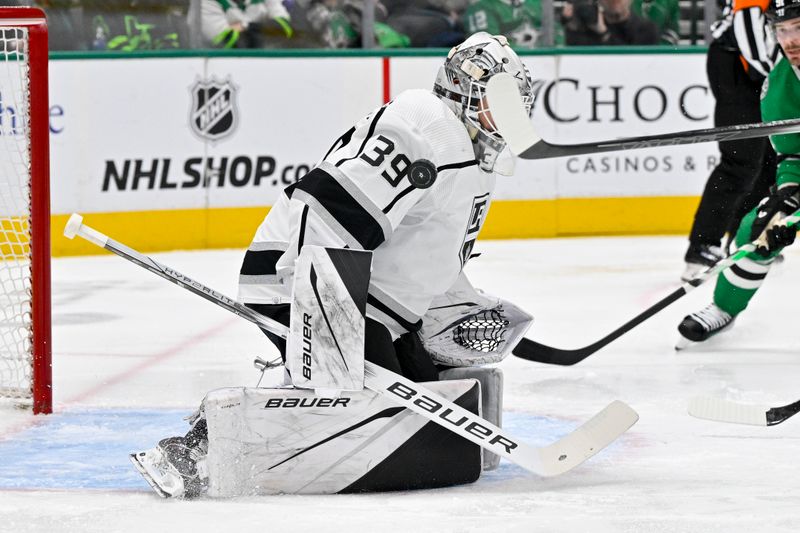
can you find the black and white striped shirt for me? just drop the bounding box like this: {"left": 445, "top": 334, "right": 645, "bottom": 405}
{"left": 711, "top": 0, "right": 777, "bottom": 78}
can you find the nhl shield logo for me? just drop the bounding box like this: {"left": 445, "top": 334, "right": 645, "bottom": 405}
{"left": 189, "top": 78, "right": 238, "bottom": 141}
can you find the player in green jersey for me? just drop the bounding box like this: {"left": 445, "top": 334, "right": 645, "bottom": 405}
{"left": 463, "top": 0, "right": 561, "bottom": 48}
{"left": 631, "top": 0, "right": 679, "bottom": 44}
{"left": 677, "top": 0, "right": 800, "bottom": 347}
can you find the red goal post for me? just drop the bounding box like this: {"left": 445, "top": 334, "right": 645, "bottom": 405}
{"left": 0, "top": 7, "right": 51, "bottom": 414}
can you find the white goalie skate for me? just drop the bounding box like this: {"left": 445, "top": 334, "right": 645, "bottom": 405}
{"left": 130, "top": 437, "right": 209, "bottom": 499}
{"left": 130, "top": 447, "right": 184, "bottom": 498}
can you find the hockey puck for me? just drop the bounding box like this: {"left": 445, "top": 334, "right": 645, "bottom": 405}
{"left": 407, "top": 159, "right": 437, "bottom": 189}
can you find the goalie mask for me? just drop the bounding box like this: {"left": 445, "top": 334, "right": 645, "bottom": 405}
{"left": 434, "top": 32, "right": 534, "bottom": 174}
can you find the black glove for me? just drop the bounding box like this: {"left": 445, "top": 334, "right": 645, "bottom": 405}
{"left": 757, "top": 223, "right": 798, "bottom": 257}
{"left": 751, "top": 185, "right": 800, "bottom": 257}
{"left": 750, "top": 185, "right": 800, "bottom": 239}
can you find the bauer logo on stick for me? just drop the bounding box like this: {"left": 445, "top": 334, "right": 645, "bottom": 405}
{"left": 407, "top": 159, "right": 437, "bottom": 189}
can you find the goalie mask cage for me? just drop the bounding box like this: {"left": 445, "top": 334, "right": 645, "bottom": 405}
{"left": 0, "top": 7, "right": 51, "bottom": 414}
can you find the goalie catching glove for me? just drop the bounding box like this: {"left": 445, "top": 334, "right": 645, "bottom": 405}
{"left": 418, "top": 274, "right": 533, "bottom": 367}
{"left": 750, "top": 184, "right": 800, "bottom": 257}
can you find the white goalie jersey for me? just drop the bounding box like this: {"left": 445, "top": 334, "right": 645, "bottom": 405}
{"left": 239, "top": 89, "right": 495, "bottom": 336}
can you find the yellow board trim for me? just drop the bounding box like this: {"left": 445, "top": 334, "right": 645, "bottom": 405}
{"left": 51, "top": 196, "right": 702, "bottom": 257}
{"left": 478, "top": 196, "right": 702, "bottom": 239}
{"left": 52, "top": 207, "right": 270, "bottom": 257}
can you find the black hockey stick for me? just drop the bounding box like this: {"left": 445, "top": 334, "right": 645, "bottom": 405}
{"left": 688, "top": 396, "right": 800, "bottom": 426}
{"left": 512, "top": 211, "right": 800, "bottom": 365}
{"left": 516, "top": 118, "right": 800, "bottom": 160}
{"left": 513, "top": 288, "right": 685, "bottom": 365}
{"left": 486, "top": 73, "right": 800, "bottom": 159}
{"left": 63, "top": 213, "right": 638, "bottom": 477}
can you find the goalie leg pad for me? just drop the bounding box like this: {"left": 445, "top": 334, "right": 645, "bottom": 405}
{"left": 202, "top": 380, "right": 483, "bottom": 496}
{"left": 440, "top": 366, "right": 504, "bottom": 471}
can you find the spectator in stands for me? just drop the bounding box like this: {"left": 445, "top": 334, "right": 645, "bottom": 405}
{"left": 275, "top": 0, "right": 344, "bottom": 48}
{"left": 561, "top": 0, "right": 659, "bottom": 45}
{"left": 82, "top": 0, "right": 188, "bottom": 51}
{"left": 383, "top": 0, "right": 467, "bottom": 47}
{"left": 462, "top": 0, "right": 562, "bottom": 48}
{"left": 302, "top": 0, "right": 390, "bottom": 48}
{"left": 299, "top": 0, "right": 464, "bottom": 49}
{"left": 632, "top": 0, "right": 679, "bottom": 45}
{"left": 297, "top": 0, "right": 359, "bottom": 48}
{"left": 188, "top": 0, "right": 292, "bottom": 48}
{"left": 298, "top": 0, "right": 411, "bottom": 48}
{"left": 32, "top": 0, "right": 85, "bottom": 51}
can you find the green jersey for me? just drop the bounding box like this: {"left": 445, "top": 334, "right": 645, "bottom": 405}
{"left": 712, "top": 54, "right": 800, "bottom": 317}
{"left": 631, "top": 0, "right": 680, "bottom": 45}
{"left": 462, "top": 0, "right": 562, "bottom": 48}
{"left": 761, "top": 55, "right": 800, "bottom": 187}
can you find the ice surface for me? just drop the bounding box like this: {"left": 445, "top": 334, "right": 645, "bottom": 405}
{"left": 2, "top": 236, "right": 799, "bottom": 532}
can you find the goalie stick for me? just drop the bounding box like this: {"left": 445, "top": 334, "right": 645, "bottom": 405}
{"left": 688, "top": 396, "right": 800, "bottom": 426}
{"left": 63, "top": 213, "right": 638, "bottom": 478}
{"left": 486, "top": 72, "right": 800, "bottom": 159}
{"left": 511, "top": 211, "right": 800, "bottom": 365}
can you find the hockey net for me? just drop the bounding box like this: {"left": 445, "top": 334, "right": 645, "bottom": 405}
{"left": 0, "top": 8, "right": 51, "bottom": 414}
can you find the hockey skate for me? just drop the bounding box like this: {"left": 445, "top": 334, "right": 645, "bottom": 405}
{"left": 675, "top": 303, "right": 735, "bottom": 350}
{"left": 681, "top": 244, "right": 725, "bottom": 282}
{"left": 130, "top": 436, "right": 209, "bottom": 499}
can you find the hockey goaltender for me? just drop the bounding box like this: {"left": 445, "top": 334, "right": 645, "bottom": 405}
{"left": 121, "top": 32, "right": 636, "bottom": 498}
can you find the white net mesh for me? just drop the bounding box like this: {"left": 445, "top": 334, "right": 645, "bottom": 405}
{"left": 0, "top": 26, "right": 33, "bottom": 403}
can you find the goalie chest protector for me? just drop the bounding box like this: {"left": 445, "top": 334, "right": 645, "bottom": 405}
{"left": 203, "top": 379, "right": 483, "bottom": 496}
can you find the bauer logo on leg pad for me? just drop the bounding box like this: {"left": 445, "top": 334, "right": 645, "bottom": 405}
{"left": 263, "top": 397, "right": 351, "bottom": 408}
{"left": 302, "top": 312, "right": 313, "bottom": 380}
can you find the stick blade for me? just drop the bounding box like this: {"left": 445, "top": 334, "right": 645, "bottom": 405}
{"left": 486, "top": 72, "right": 540, "bottom": 156}
{"left": 536, "top": 400, "right": 639, "bottom": 477}
{"left": 688, "top": 396, "right": 768, "bottom": 426}
{"left": 512, "top": 337, "right": 587, "bottom": 366}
